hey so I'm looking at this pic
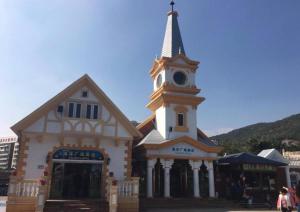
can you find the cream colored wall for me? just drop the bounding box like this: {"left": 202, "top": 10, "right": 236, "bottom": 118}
{"left": 23, "top": 87, "right": 131, "bottom": 138}
{"left": 21, "top": 86, "right": 131, "bottom": 181}
{"left": 156, "top": 104, "right": 197, "bottom": 140}
{"left": 24, "top": 136, "right": 127, "bottom": 180}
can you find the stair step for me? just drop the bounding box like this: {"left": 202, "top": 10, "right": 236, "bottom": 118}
{"left": 44, "top": 199, "right": 109, "bottom": 212}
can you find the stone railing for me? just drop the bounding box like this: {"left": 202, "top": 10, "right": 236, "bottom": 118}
{"left": 107, "top": 177, "right": 139, "bottom": 212}
{"left": 15, "top": 180, "right": 39, "bottom": 197}
{"left": 7, "top": 174, "right": 49, "bottom": 212}
{"left": 117, "top": 177, "right": 139, "bottom": 198}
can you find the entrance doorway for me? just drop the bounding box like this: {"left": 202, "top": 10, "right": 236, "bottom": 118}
{"left": 50, "top": 162, "right": 102, "bottom": 199}
{"left": 50, "top": 148, "right": 104, "bottom": 199}
{"left": 170, "top": 159, "right": 193, "bottom": 197}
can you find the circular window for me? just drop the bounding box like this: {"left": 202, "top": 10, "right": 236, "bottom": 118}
{"left": 173, "top": 71, "right": 187, "bottom": 85}
{"left": 156, "top": 74, "right": 162, "bottom": 88}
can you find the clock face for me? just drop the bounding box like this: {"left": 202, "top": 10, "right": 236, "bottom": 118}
{"left": 156, "top": 74, "right": 162, "bottom": 88}
{"left": 173, "top": 71, "right": 187, "bottom": 85}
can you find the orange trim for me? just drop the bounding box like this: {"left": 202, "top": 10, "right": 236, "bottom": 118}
{"left": 151, "top": 83, "right": 200, "bottom": 100}
{"left": 149, "top": 54, "right": 200, "bottom": 80}
{"left": 11, "top": 74, "right": 142, "bottom": 138}
{"left": 142, "top": 136, "right": 223, "bottom": 153}
{"left": 146, "top": 154, "right": 217, "bottom": 161}
{"left": 136, "top": 114, "right": 156, "bottom": 130}
{"left": 146, "top": 93, "right": 205, "bottom": 112}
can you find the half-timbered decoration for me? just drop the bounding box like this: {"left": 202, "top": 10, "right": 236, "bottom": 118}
{"left": 7, "top": 75, "right": 141, "bottom": 212}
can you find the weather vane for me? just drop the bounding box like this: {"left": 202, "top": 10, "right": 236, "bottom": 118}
{"left": 170, "top": 0, "right": 175, "bottom": 12}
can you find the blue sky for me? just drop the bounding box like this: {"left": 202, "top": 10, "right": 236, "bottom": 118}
{"left": 0, "top": 0, "right": 299, "bottom": 136}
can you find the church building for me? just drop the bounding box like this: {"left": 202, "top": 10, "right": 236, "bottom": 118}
{"left": 133, "top": 3, "right": 222, "bottom": 199}
{"left": 6, "top": 2, "right": 222, "bottom": 212}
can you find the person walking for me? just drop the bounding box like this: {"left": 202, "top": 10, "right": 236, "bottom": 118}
{"left": 295, "top": 181, "right": 300, "bottom": 212}
{"left": 277, "top": 187, "right": 292, "bottom": 212}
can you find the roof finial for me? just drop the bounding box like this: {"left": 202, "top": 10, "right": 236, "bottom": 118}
{"left": 170, "top": 0, "right": 175, "bottom": 12}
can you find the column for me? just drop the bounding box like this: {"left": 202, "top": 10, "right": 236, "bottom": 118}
{"left": 147, "top": 159, "right": 156, "bottom": 198}
{"left": 189, "top": 160, "right": 202, "bottom": 198}
{"left": 285, "top": 166, "right": 291, "bottom": 188}
{"left": 161, "top": 159, "right": 174, "bottom": 198}
{"left": 205, "top": 161, "right": 215, "bottom": 198}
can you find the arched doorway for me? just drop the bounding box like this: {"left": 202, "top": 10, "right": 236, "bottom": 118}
{"left": 49, "top": 149, "right": 104, "bottom": 199}
{"left": 170, "top": 159, "right": 193, "bottom": 197}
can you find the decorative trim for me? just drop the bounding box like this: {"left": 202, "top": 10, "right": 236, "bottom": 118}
{"left": 16, "top": 135, "right": 30, "bottom": 179}
{"left": 143, "top": 135, "right": 223, "bottom": 153}
{"left": 136, "top": 114, "right": 156, "bottom": 130}
{"left": 147, "top": 154, "right": 217, "bottom": 161}
{"left": 146, "top": 93, "right": 205, "bottom": 112}
{"left": 11, "top": 74, "right": 142, "bottom": 138}
{"left": 151, "top": 83, "right": 200, "bottom": 100}
{"left": 124, "top": 140, "right": 133, "bottom": 178}
{"left": 149, "top": 55, "right": 199, "bottom": 80}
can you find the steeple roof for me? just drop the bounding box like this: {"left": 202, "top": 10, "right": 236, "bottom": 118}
{"left": 161, "top": 9, "right": 185, "bottom": 58}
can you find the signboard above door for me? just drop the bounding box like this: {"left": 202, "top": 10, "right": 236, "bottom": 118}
{"left": 52, "top": 149, "right": 104, "bottom": 161}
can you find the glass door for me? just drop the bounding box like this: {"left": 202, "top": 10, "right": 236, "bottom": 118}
{"left": 50, "top": 162, "right": 64, "bottom": 198}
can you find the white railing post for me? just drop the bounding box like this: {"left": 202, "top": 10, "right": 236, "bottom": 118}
{"left": 7, "top": 175, "right": 17, "bottom": 196}
{"left": 109, "top": 179, "right": 118, "bottom": 212}
{"left": 35, "top": 176, "right": 47, "bottom": 212}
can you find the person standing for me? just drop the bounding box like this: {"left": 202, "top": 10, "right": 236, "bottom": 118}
{"left": 295, "top": 181, "right": 300, "bottom": 212}
{"left": 277, "top": 187, "right": 292, "bottom": 212}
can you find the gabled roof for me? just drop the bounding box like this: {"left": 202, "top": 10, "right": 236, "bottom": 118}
{"left": 218, "top": 152, "right": 287, "bottom": 166}
{"left": 136, "top": 115, "right": 222, "bottom": 153}
{"left": 136, "top": 129, "right": 164, "bottom": 146}
{"left": 258, "top": 149, "right": 289, "bottom": 164}
{"left": 161, "top": 11, "right": 185, "bottom": 57}
{"left": 11, "top": 74, "right": 142, "bottom": 138}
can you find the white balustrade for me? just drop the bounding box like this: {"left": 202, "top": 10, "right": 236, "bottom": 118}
{"left": 117, "top": 178, "right": 139, "bottom": 198}
{"left": 15, "top": 180, "right": 39, "bottom": 197}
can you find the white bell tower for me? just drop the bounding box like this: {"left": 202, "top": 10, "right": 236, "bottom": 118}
{"left": 146, "top": 4, "right": 204, "bottom": 141}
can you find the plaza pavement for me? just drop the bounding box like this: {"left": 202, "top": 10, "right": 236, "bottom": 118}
{"left": 143, "top": 209, "right": 280, "bottom": 212}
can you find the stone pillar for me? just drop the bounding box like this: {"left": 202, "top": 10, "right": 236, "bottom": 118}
{"left": 189, "top": 160, "right": 202, "bottom": 198}
{"left": 147, "top": 159, "right": 156, "bottom": 198}
{"left": 285, "top": 166, "right": 291, "bottom": 188}
{"left": 161, "top": 159, "right": 174, "bottom": 198}
{"left": 205, "top": 161, "right": 215, "bottom": 198}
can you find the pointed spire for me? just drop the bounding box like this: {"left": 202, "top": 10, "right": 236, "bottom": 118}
{"left": 161, "top": 1, "right": 186, "bottom": 58}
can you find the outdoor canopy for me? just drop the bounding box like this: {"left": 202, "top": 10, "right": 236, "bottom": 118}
{"left": 218, "top": 152, "right": 288, "bottom": 166}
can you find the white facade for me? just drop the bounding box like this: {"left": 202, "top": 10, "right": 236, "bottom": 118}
{"left": 11, "top": 75, "right": 141, "bottom": 195}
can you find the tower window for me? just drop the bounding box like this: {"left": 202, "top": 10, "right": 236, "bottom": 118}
{"left": 173, "top": 71, "right": 187, "bottom": 85}
{"left": 177, "top": 113, "right": 184, "bottom": 126}
{"left": 156, "top": 74, "right": 162, "bottom": 88}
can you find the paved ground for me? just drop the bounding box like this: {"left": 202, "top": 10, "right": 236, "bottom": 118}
{"left": 143, "top": 209, "right": 279, "bottom": 212}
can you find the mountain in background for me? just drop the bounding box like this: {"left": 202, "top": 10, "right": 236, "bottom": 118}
{"left": 210, "top": 113, "right": 300, "bottom": 154}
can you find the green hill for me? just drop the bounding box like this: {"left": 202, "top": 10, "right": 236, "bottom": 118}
{"left": 211, "top": 113, "right": 300, "bottom": 154}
